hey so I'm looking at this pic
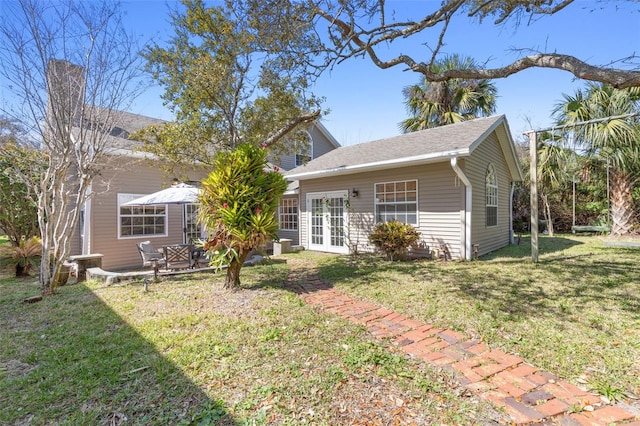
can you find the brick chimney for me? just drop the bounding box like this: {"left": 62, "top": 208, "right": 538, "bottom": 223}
{"left": 46, "top": 59, "right": 85, "bottom": 132}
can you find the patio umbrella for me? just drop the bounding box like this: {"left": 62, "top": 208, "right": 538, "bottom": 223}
{"left": 122, "top": 183, "right": 201, "bottom": 206}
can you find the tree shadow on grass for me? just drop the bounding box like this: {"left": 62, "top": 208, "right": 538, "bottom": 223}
{"left": 241, "top": 258, "right": 292, "bottom": 291}
{"left": 0, "top": 279, "right": 238, "bottom": 425}
{"left": 480, "top": 235, "right": 584, "bottom": 260}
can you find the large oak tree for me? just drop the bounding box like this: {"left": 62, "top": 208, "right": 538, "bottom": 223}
{"left": 301, "top": 0, "right": 640, "bottom": 88}
{"left": 133, "top": 0, "right": 324, "bottom": 173}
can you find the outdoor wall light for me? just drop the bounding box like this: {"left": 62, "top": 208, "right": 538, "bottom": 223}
{"left": 351, "top": 188, "right": 359, "bottom": 198}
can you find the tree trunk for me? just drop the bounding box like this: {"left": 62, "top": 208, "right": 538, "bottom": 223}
{"left": 541, "top": 193, "right": 554, "bottom": 237}
{"left": 224, "top": 250, "right": 250, "bottom": 290}
{"left": 610, "top": 169, "right": 635, "bottom": 236}
{"left": 15, "top": 263, "right": 28, "bottom": 278}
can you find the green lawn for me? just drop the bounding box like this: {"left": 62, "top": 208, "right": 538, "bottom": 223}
{"left": 308, "top": 234, "right": 640, "bottom": 403}
{"left": 1, "top": 235, "right": 637, "bottom": 424}
{"left": 0, "top": 258, "right": 501, "bottom": 425}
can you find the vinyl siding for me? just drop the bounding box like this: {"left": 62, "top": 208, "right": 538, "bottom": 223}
{"left": 278, "top": 125, "right": 338, "bottom": 171}
{"left": 278, "top": 154, "right": 297, "bottom": 172}
{"left": 465, "top": 134, "right": 513, "bottom": 256}
{"left": 84, "top": 157, "right": 208, "bottom": 271}
{"left": 309, "top": 125, "right": 338, "bottom": 158}
{"left": 69, "top": 220, "right": 82, "bottom": 255}
{"left": 277, "top": 229, "right": 299, "bottom": 246}
{"left": 298, "top": 163, "right": 464, "bottom": 257}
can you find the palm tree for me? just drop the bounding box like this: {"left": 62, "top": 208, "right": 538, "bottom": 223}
{"left": 400, "top": 55, "right": 497, "bottom": 132}
{"left": 553, "top": 83, "right": 640, "bottom": 236}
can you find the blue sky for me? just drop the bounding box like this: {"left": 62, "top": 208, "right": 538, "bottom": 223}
{"left": 125, "top": 1, "right": 640, "bottom": 146}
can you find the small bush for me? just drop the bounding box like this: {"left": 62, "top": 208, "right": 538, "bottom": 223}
{"left": 0, "top": 236, "right": 42, "bottom": 277}
{"left": 369, "top": 220, "right": 420, "bottom": 261}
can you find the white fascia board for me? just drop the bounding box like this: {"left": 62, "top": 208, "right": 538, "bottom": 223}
{"left": 286, "top": 148, "right": 470, "bottom": 180}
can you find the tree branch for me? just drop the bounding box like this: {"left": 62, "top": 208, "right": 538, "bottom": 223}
{"left": 262, "top": 110, "right": 321, "bottom": 148}
{"left": 385, "top": 53, "right": 640, "bottom": 90}
{"left": 313, "top": 1, "right": 640, "bottom": 89}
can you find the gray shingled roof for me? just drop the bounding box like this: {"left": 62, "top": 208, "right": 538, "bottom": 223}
{"left": 286, "top": 115, "right": 518, "bottom": 180}
{"left": 71, "top": 107, "right": 167, "bottom": 154}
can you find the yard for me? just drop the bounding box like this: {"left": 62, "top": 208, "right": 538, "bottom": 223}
{"left": 314, "top": 235, "right": 640, "bottom": 404}
{"left": 0, "top": 234, "right": 638, "bottom": 424}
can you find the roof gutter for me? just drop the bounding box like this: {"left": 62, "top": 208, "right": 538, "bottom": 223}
{"left": 450, "top": 157, "right": 472, "bottom": 261}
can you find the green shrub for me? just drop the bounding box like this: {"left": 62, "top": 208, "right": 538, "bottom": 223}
{"left": 369, "top": 220, "right": 420, "bottom": 261}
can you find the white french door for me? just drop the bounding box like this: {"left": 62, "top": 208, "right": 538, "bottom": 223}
{"left": 183, "top": 203, "right": 201, "bottom": 243}
{"left": 307, "top": 191, "right": 349, "bottom": 254}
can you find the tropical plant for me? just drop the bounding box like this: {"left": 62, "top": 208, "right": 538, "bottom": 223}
{"left": 0, "top": 236, "right": 43, "bottom": 277}
{"left": 199, "top": 144, "right": 288, "bottom": 289}
{"left": 535, "top": 132, "right": 584, "bottom": 236}
{"left": 369, "top": 220, "right": 420, "bottom": 261}
{"left": 553, "top": 83, "right": 640, "bottom": 236}
{"left": 400, "top": 55, "right": 497, "bottom": 132}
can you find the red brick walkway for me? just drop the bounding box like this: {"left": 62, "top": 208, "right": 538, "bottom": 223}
{"left": 286, "top": 268, "right": 639, "bottom": 425}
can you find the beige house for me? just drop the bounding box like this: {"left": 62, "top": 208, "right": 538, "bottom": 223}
{"left": 284, "top": 115, "right": 524, "bottom": 260}
{"left": 71, "top": 112, "right": 339, "bottom": 271}
{"left": 276, "top": 124, "right": 340, "bottom": 246}
{"left": 67, "top": 110, "right": 207, "bottom": 271}
{"left": 47, "top": 60, "right": 341, "bottom": 270}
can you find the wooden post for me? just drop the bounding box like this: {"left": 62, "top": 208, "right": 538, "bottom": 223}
{"left": 526, "top": 131, "right": 539, "bottom": 263}
{"left": 572, "top": 178, "right": 576, "bottom": 228}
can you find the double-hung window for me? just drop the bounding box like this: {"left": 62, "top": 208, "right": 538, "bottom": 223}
{"left": 485, "top": 165, "right": 498, "bottom": 227}
{"left": 278, "top": 198, "right": 298, "bottom": 231}
{"left": 118, "top": 194, "right": 167, "bottom": 238}
{"left": 375, "top": 180, "right": 418, "bottom": 224}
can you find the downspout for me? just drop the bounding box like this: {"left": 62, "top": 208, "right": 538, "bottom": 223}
{"left": 82, "top": 184, "right": 92, "bottom": 254}
{"left": 509, "top": 182, "right": 515, "bottom": 244}
{"left": 450, "top": 157, "right": 472, "bottom": 261}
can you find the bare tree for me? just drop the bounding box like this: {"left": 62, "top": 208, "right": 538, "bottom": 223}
{"left": 304, "top": 0, "right": 640, "bottom": 89}
{"left": 0, "top": 0, "right": 146, "bottom": 295}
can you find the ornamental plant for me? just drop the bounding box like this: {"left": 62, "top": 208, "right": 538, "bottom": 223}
{"left": 199, "top": 143, "right": 288, "bottom": 289}
{"left": 369, "top": 220, "right": 420, "bottom": 261}
{"left": 13, "top": 236, "right": 42, "bottom": 277}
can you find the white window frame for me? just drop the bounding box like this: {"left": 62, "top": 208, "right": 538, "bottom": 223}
{"left": 278, "top": 198, "right": 298, "bottom": 231}
{"left": 117, "top": 193, "right": 168, "bottom": 239}
{"left": 374, "top": 179, "right": 418, "bottom": 225}
{"left": 485, "top": 165, "right": 498, "bottom": 227}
